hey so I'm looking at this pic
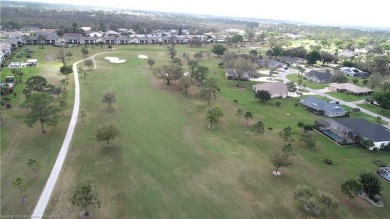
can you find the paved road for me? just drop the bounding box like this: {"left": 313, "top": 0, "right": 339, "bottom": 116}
{"left": 31, "top": 53, "right": 104, "bottom": 218}
{"left": 277, "top": 70, "right": 390, "bottom": 127}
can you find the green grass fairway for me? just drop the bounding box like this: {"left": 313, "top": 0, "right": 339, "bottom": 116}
{"left": 43, "top": 47, "right": 390, "bottom": 218}
{"left": 358, "top": 103, "right": 390, "bottom": 119}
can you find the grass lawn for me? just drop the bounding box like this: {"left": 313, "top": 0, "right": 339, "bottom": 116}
{"left": 2, "top": 45, "right": 390, "bottom": 218}
{"left": 286, "top": 74, "right": 328, "bottom": 90}
{"left": 325, "top": 91, "right": 370, "bottom": 102}
{"left": 39, "top": 46, "right": 390, "bottom": 218}
{"left": 0, "top": 45, "right": 112, "bottom": 214}
{"left": 357, "top": 103, "right": 390, "bottom": 119}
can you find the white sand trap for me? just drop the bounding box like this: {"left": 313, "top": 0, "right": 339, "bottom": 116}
{"left": 138, "top": 55, "right": 148, "bottom": 59}
{"left": 104, "top": 57, "right": 126, "bottom": 63}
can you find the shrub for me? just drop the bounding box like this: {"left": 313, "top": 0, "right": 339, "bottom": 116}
{"left": 234, "top": 99, "right": 238, "bottom": 103}
{"left": 275, "top": 101, "right": 281, "bottom": 107}
{"left": 60, "top": 65, "right": 73, "bottom": 74}
{"left": 303, "top": 124, "right": 313, "bottom": 131}
{"left": 297, "top": 122, "right": 304, "bottom": 127}
{"left": 268, "top": 127, "right": 273, "bottom": 130}
{"left": 323, "top": 159, "right": 333, "bottom": 165}
{"left": 218, "top": 63, "right": 224, "bottom": 68}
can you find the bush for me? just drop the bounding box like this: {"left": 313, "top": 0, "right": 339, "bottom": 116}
{"left": 60, "top": 65, "right": 73, "bottom": 74}
{"left": 218, "top": 63, "right": 224, "bottom": 68}
{"left": 295, "top": 103, "right": 298, "bottom": 106}
{"left": 297, "top": 122, "right": 304, "bottom": 127}
{"left": 303, "top": 124, "right": 313, "bottom": 131}
{"left": 275, "top": 101, "right": 281, "bottom": 107}
{"left": 323, "top": 159, "right": 333, "bottom": 165}
{"left": 267, "top": 127, "right": 273, "bottom": 130}
{"left": 233, "top": 99, "right": 238, "bottom": 103}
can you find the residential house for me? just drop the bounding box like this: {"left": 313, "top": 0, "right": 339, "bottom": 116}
{"left": 116, "top": 36, "right": 129, "bottom": 44}
{"left": 340, "top": 67, "right": 369, "bottom": 78}
{"left": 316, "top": 118, "right": 390, "bottom": 150}
{"left": 0, "top": 43, "right": 12, "bottom": 55}
{"left": 137, "top": 36, "right": 149, "bottom": 44}
{"left": 105, "top": 30, "right": 120, "bottom": 36}
{"left": 279, "top": 56, "right": 305, "bottom": 66}
{"left": 149, "top": 36, "right": 161, "bottom": 44}
{"left": 1, "top": 38, "right": 23, "bottom": 48}
{"left": 338, "top": 50, "right": 355, "bottom": 58}
{"left": 63, "top": 33, "right": 83, "bottom": 44}
{"left": 300, "top": 96, "right": 347, "bottom": 117}
{"left": 252, "top": 82, "right": 288, "bottom": 98}
{"left": 329, "top": 83, "right": 373, "bottom": 95}
{"left": 306, "top": 70, "right": 333, "bottom": 83}
{"left": 257, "top": 59, "right": 287, "bottom": 69}
{"left": 0, "top": 51, "right": 5, "bottom": 66}
{"left": 79, "top": 36, "right": 98, "bottom": 44}
{"left": 88, "top": 32, "right": 103, "bottom": 38}
{"left": 103, "top": 36, "right": 116, "bottom": 44}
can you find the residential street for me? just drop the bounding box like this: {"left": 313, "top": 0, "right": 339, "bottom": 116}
{"left": 277, "top": 70, "right": 390, "bottom": 128}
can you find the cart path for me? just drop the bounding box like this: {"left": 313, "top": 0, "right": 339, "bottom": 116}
{"left": 30, "top": 52, "right": 109, "bottom": 218}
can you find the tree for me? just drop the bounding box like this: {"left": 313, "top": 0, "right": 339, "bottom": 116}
{"left": 244, "top": 111, "right": 252, "bottom": 127}
{"left": 147, "top": 58, "right": 155, "bottom": 68}
{"left": 70, "top": 182, "right": 101, "bottom": 217}
{"left": 107, "top": 44, "right": 113, "bottom": 50}
{"left": 167, "top": 46, "right": 177, "bottom": 59}
{"left": 316, "top": 191, "right": 339, "bottom": 212}
{"left": 172, "top": 58, "right": 182, "bottom": 66}
{"left": 194, "top": 52, "right": 203, "bottom": 60}
{"left": 320, "top": 51, "right": 334, "bottom": 65}
{"left": 153, "top": 63, "right": 183, "bottom": 85}
{"left": 80, "top": 110, "right": 87, "bottom": 125}
{"left": 294, "top": 185, "right": 338, "bottom": 215}
{"left": 255, "top": 90, "right": 271, "bottom": 102}
{"left": 101, "top": 91, "right": 116, "bottom": 108}
{"left": 96, "top": 124, "right": 119, "bottom": 146}
{"left": 232, "top": 34, "right": 243, "bottom": 46}
{"left": 211, "top": 44, "right": 227, "bottom": 57}
{"left": 271, "top": 150, "right": 292, "bottom": 175}
{"left": 21, "top": 92, "right": 61, "bottom": 133}
{"left": 372, "top": 90, "right": 390, "bottom": 111}
{"left": 232, "top": 56, "right": 257, "bottom": 84}
{"left": 249, "top": 50, "right": 258, "bottom": 56}
{"left": 252, "top": 121, "right": 265, "bottom": 139}
{"left": 331, "top": 71, "right": 348, "bottom": 83}
{"left": 271, "top": 45, "right": 284, "bottom": 57}
{"left": 359, "top": 172, "right": 383, "bottom": 199}
{"left": 342, "top": 60, "right": 354, "bottom": 67}
{"left": 198, "top": 77, "right": 219, "bottom": 106}
{"left": 81, "top": 47, "right": 89, "bottom": 57}
{"left": 13, "top": 178, "right": 28, "bottom": 203}
{"left": 27, "top": 159, "right": 41, "bottom": 177}
{"left": 341, "top": 179, "right": 361, "bottom": 199}
{"left": 279, "top": 126, "right": 294, "bottom": 143}
{"left": 15, "top": 69, "right": 24, "bottom": 82}
{"left": 341, "top": 172, "right": 383, "bottom": 200}
{"left": 205, "top": 104, "right": 223, "bottom": 128}
{"left": 352, "top": 78, "right": 359, "bottom": 85}
{"left": 187, "top": 60, "right": 199, "bottom": 79}
{"left": 306, "top": 50, "right": 321, "bottom": 65}
{"left": 369, "top": 73, "right": 383, "bottom": 89}
{"left": 84, "top": 59, "right": 93, "bottom": 69}
{"left": 56, "top": 50, "right": 71, "bottom": 66}
{"left": 60, "top": 65, "right": 73, "bottom": 76}
{"left": 373, "top": 55, "right": 389, "bottom": 74}
{"left": 286, "top": 81, "right": 297, "bottom": 97}
{"left": 192, "top": 66, "right": 209, "bottom": 85}
{"left": 296, "top": 66, "right": 305, "bottom": 78}
{"left": 179, "top": 76, "right": 192, "bottom": 94}
{"left": 235, "top": 108, "right": 243, "bottom": 121}
{"left": 300, "top": 131, "right": 316, "bottom": 148}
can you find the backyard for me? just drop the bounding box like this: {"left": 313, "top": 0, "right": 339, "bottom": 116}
{"left": 1, "top": 45, "right": 389, "bottom": 218}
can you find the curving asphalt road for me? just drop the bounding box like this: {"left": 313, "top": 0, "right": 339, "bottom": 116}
{"left": 31, "top": 53, "right": 104, "bottom": 218}
{"left": 277, "top": 70, "right": 390, "bottom": 127}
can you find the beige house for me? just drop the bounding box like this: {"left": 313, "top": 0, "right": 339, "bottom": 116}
{"left": 252, "top": 82, "right": 288, "bottom": 98}
{"left": 329, "top": 83, "right": 373, "bottom": 95}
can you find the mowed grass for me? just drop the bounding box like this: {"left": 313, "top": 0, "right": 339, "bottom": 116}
{"left": 43, "top": 47, "right": 390, "bottom": 218}
{"left": 286, "top": 74, "right": 328, "bottom": 90}
{"left": 0, "top": 45, "right": 117, "bottom": 214}
{"left": 325, "top": 91, "right": 370, "bottom": 102}
{"left": 358, "top": 103, "right": 390, "bottom": 119}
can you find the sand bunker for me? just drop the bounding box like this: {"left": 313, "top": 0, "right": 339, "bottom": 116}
{"left": 104, "top": 57, "right": 126, "bottom": 63}
{"left": 138, "top": 55, "right": 148, "bottom": 59}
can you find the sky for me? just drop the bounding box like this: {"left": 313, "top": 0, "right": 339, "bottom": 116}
{"left": 11, "top": 0, "right": 390, "bottom": 29}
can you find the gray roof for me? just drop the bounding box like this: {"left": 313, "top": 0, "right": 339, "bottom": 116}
{"left": 336, "top": 118, "right": 390, "bottom": 142}
{"left": 257, "top": 59, "right": 286, "bottom": 68}
{"left": 80, "top": 36, "right": 98, "bottom": 40}
{"left": 307, "top": 70, "right": 333, "bottom": 81}
{"left": 301, "top": 96, "right": 347, "bottom": 114}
